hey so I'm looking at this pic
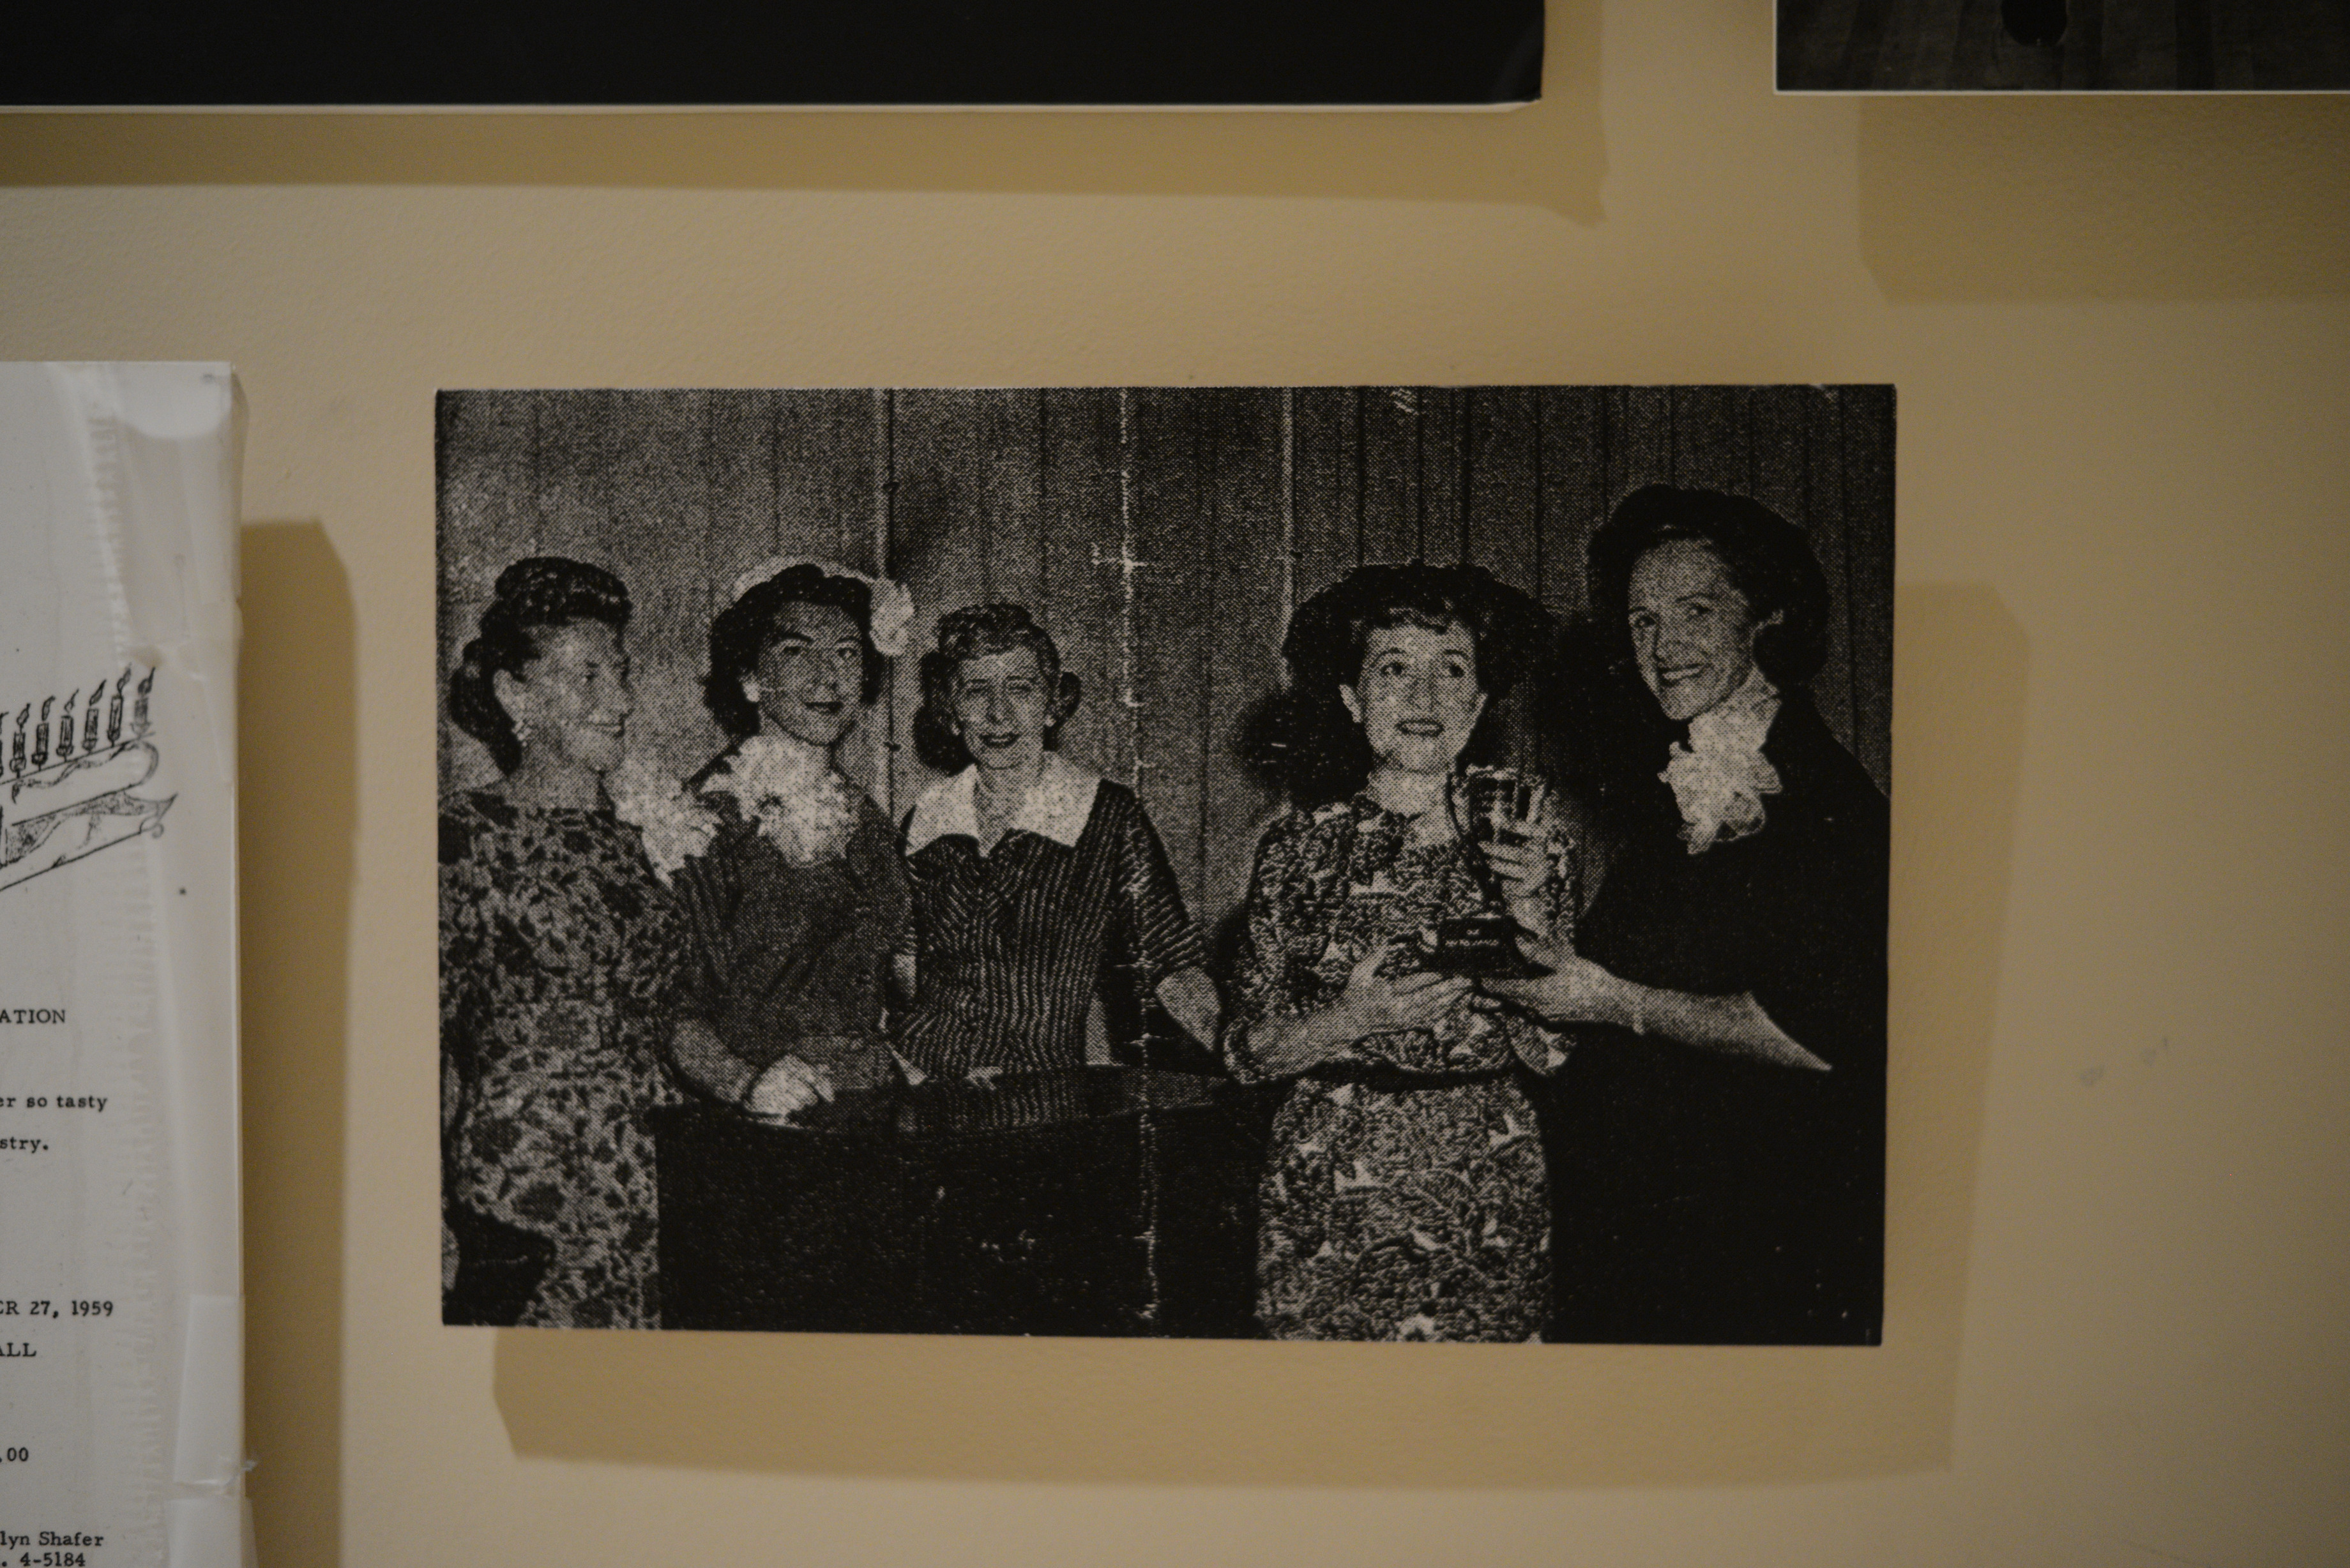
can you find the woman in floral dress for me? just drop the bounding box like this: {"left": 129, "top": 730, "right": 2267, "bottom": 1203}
{"left": 1226, "top": 563, "right": 1568, "bottom": 1341}
{"left": 440, "top": 557, "right": 690, "bottom": 1329}
{"left": 663, "top": 560, "right": 916, "bottom": 1117}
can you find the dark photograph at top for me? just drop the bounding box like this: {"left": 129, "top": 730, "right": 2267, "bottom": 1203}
{"left": 4, "top": 0, "right": 1541, "bottom": 107}
{"left": 436, "top": 384, "right": 1891, "bottom": 1345}
{"left": 1780, "top": 0, "right": 2350, "bottom": 89}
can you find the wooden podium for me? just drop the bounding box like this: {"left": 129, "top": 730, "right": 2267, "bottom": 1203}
{"left": 652, "top": 1068, "right": 1278, "bottom": 1338}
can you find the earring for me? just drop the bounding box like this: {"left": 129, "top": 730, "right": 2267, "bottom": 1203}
{"left": 741, "top": 677, "right": 763, "bottom": 704}
{"left": 513, "top": 717, "right": 534, "bottom": 744}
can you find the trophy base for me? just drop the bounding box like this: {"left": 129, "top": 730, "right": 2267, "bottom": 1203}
{"left": 1415, "top": 915, "right": 1552, "bottom": 979}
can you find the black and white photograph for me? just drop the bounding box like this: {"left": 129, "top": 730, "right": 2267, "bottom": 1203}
{"left": 436, "top": 384, "right": 1892, "bottom": 1345}
{"left": 1778, "top": 0, "right": 2350, "bottom": 89}
{"left": 4, "top": 0, "right": 1541, "bottom": 107}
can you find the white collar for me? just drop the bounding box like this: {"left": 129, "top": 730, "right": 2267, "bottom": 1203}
{"left": 906, "top": 753, "right": 1101, "bottom": 855}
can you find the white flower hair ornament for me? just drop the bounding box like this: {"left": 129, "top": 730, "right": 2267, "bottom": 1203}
{"left": 608, "top": 755, "right": 721, "bottom": 884}
{"left": 729, "top": 555, "right": 916, "bottom": 659}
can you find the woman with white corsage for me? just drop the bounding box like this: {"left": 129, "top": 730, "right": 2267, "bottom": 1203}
{"left": 662, "top": 559, "right": 918, "bottom": 1120}
{"left": 1480, "top": 485, "right": 1889, "bottom": 1343}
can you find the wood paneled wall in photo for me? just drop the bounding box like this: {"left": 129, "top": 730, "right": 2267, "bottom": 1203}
{"left": 438, "top": 385, "right": 1893, "bottom": 951}
{"left": 437, "top": 389, "right": 890, "bottom": 802}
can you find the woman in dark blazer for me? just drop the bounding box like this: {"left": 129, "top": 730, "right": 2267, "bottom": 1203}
{"left": 1485, "top": 485, "right": 1889, "bottom": 1343}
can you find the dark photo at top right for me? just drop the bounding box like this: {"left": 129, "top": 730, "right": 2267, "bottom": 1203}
{"left": 1778, "top": 0, "right": 2350, "bottom": 90}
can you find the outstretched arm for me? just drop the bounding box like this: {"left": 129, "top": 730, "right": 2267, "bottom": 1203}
{"left": 1481, "top": 939, "right": 1830, "bottom": 1073}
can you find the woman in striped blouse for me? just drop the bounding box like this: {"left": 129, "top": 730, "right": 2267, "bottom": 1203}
{"left": 895, "top": 603, "right": 1220, "bottom": 1082}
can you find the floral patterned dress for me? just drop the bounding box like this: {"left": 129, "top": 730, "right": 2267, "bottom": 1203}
{"left": 439, "top": 789, "right": 689, "bottom": 1328}
{"left": 1227, "top": 794, "right": 1569, "bottom": 1342}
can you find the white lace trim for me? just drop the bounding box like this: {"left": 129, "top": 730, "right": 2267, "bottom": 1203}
{"left": 701, "top": 734, "right": 863, "bottom": 865}
{"left": 1660, "top": 667, "right": 1783, "bottom": 854}
{"left": 906, "top": 752, "right": 1100, "bottom": 855}
{"left": 607, "top": 755, "right": 720, "bottom": 884}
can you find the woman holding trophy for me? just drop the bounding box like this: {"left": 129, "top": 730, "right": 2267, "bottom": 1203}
{"left": 1225, "top": 562, "right": 1568, "bottom": 1341}
{"left": 1483, "top": 487, "right": 1889, "bottom": 1342}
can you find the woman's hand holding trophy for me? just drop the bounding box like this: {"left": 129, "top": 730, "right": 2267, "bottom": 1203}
{"left": 1460, "top": 767, "right": 1566, "bottom": 942}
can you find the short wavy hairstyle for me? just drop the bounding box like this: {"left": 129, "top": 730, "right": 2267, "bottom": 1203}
{"left": 1587, "top": 485, "right": 1832, "bottom": 690}
{"left": 913, "top": 603, "right": 1083, "bottom": 773}
{"left": 1244, "top": 561, "right": 1553, "bottom": 803}
{"left": 702, "top": 563, "right": 891, "bottom": 741}
{"left": 446, "top": 556, "right": 633, "bottom": 774}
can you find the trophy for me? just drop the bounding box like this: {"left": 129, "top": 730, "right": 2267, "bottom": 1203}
{"left": 1414, "top": 765, "right": 1552, "bottom": 979}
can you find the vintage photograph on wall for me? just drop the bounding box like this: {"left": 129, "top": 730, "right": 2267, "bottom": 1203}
{"left": 1778, "top": 0, "right": 2350, "bottom": 90}
{"left": 437, "top": 384, "right": 1892, "bottom": 1345}
{"left": 4, "top": 0, "right": 1541, "bottom": 107}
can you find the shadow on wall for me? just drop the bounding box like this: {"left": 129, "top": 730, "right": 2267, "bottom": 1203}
{"left": 1859, "top": 94, "right": 2350, "bottom": 300}
{"left": 487, "top": 583, "right": 2024, "bottom": 1488}
{"left": 0, "top": 1, "right": 1603, "bottom": 222}
{"left": 239, "top": 523, "right": 356, "bottom": 1565}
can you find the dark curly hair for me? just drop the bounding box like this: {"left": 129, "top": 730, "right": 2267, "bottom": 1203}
{"left": 446, "top": 556, "right": 633, "bottom": 774}
{"left": 913, "top": 603, "right": 1083, "bottom": 773}
{"left": 702, "top": 563, "right": 891, "bottom": 741}
{"left": 1242, "top": 561, "right": 1553, "bottom": 804}
{"left": 1587, "top": 485, "right": 1832, "bottom": 691}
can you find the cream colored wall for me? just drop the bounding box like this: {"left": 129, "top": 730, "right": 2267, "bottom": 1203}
{"left": 4, "top": 0, "right": 2347, "bottom": 1562}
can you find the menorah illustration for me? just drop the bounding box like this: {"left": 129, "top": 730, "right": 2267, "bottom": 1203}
{"left": 0, "top": 666, "right": 173, "bottom": 894}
